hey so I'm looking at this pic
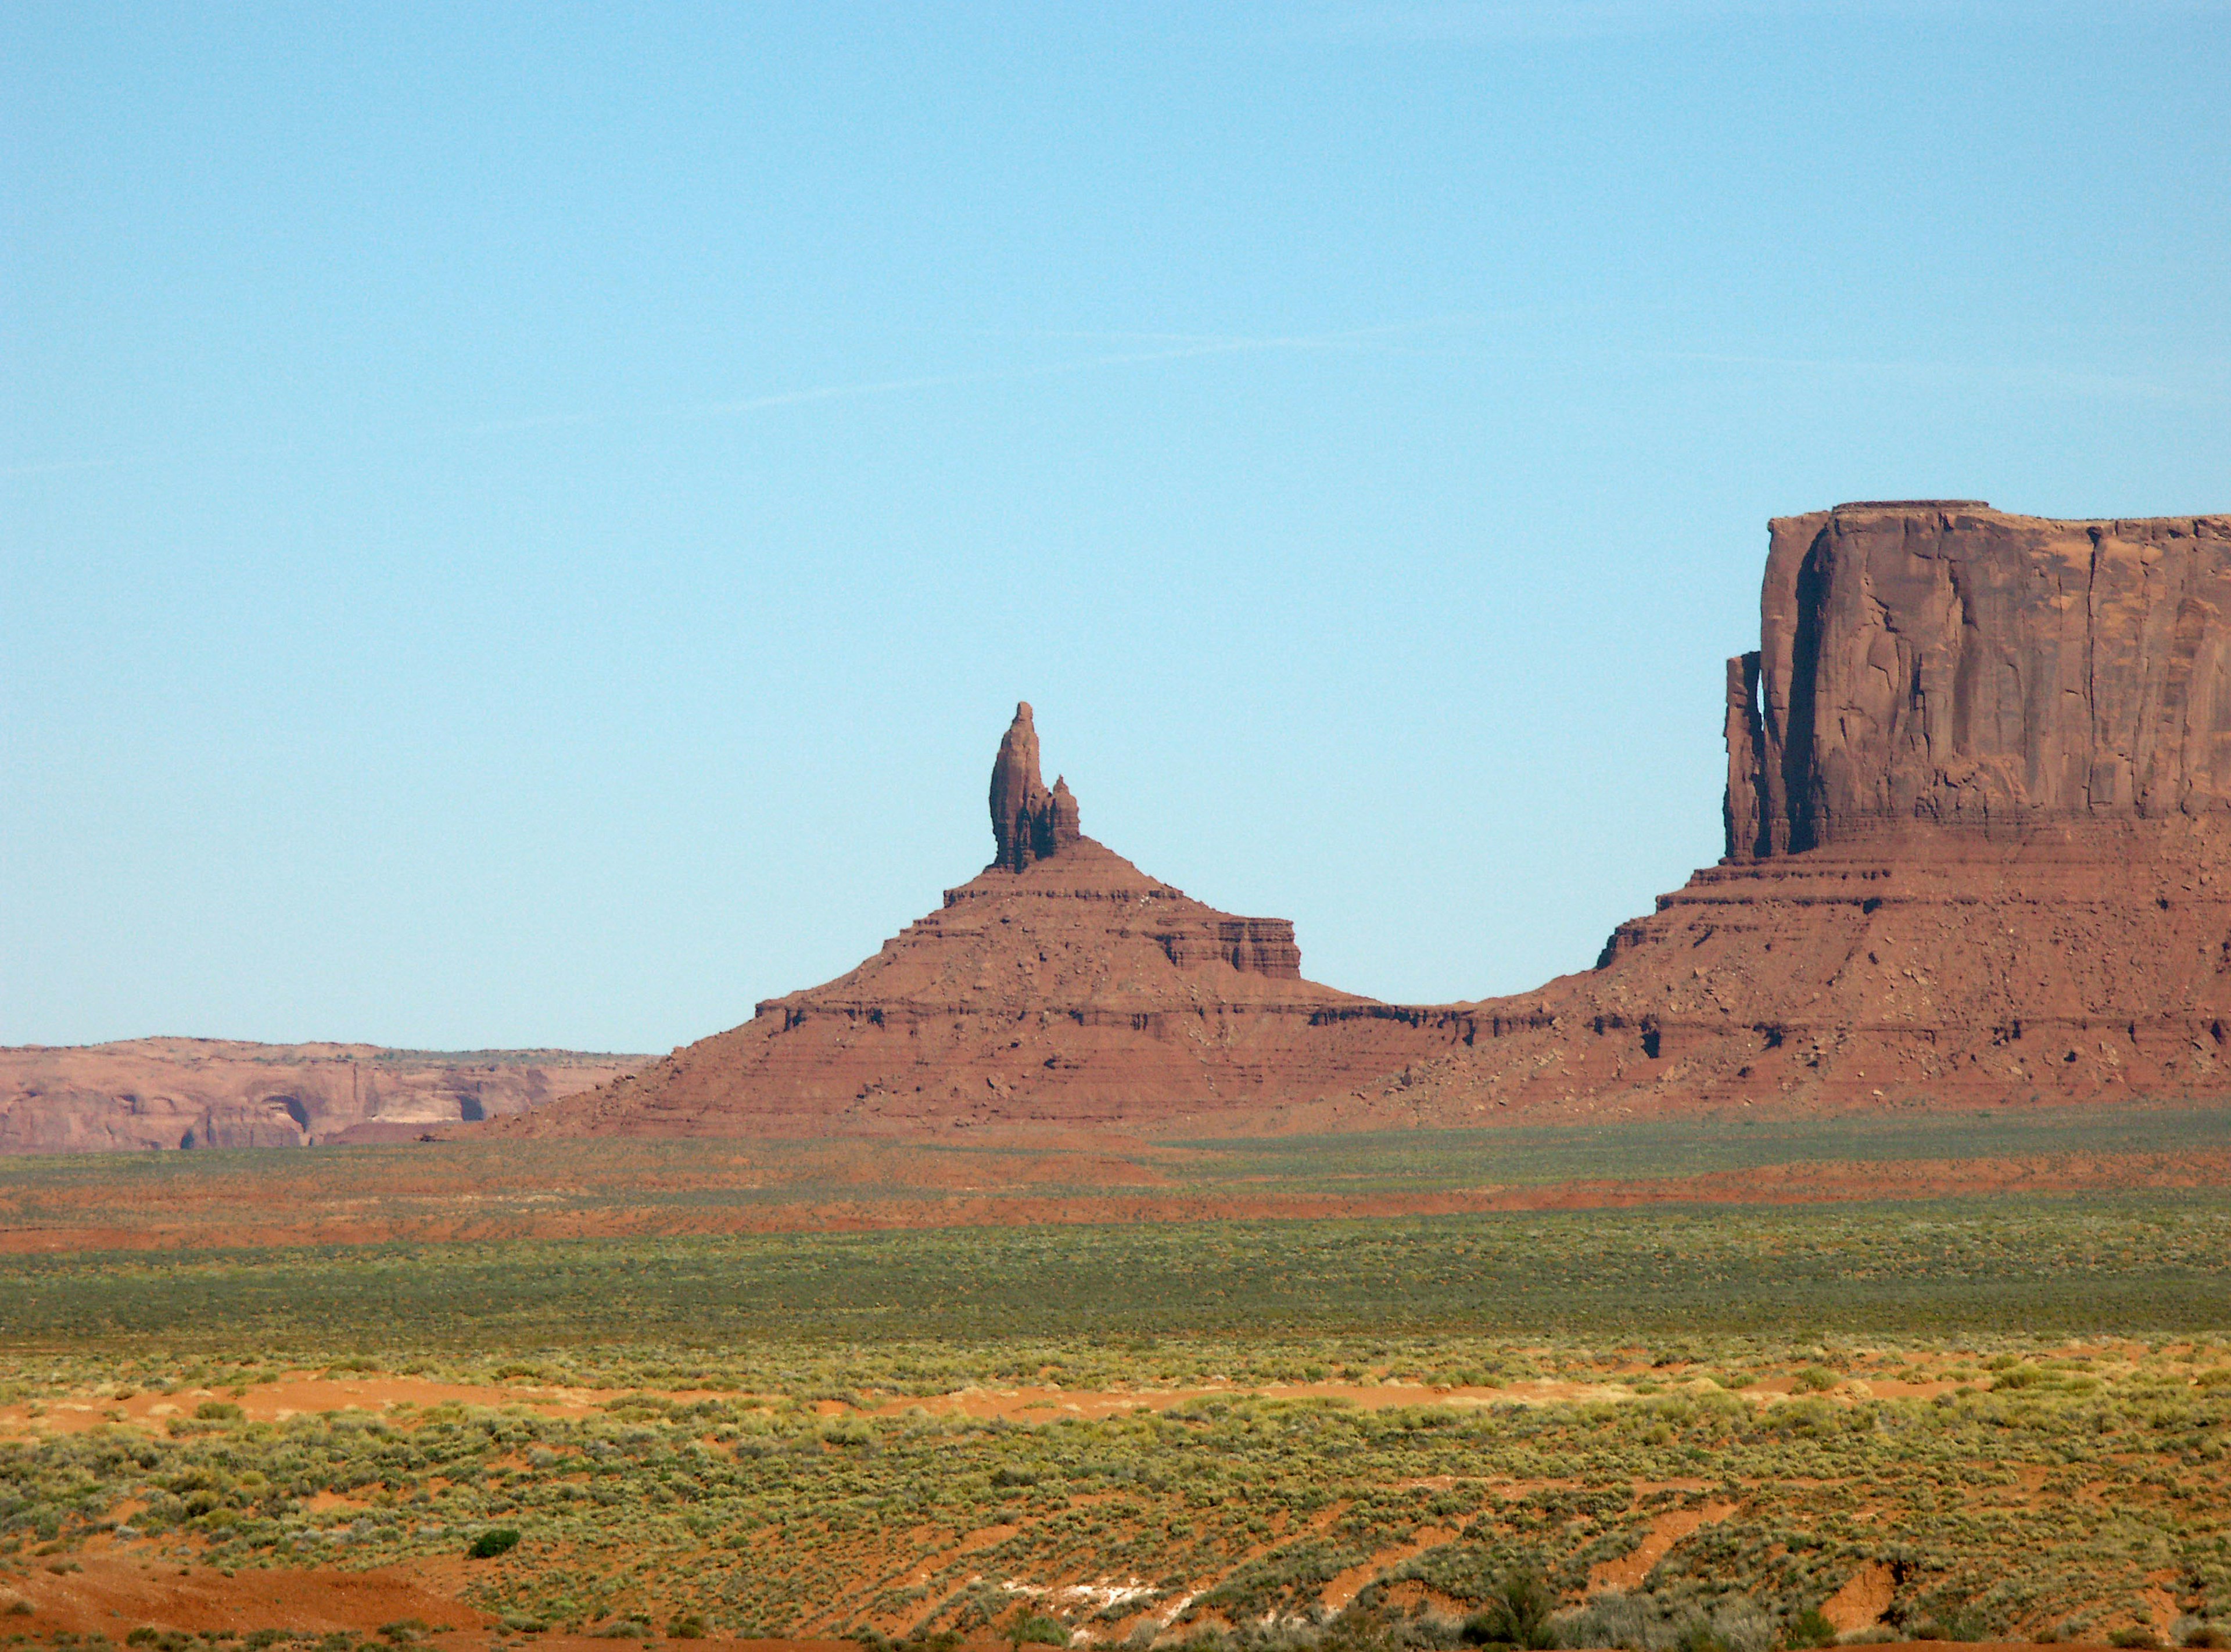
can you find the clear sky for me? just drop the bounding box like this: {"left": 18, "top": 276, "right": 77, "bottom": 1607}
{"left": 3, "top": 2, "right": 2226, "bottom": 1053}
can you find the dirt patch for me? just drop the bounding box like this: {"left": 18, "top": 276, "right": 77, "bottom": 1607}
{"left": 0, "top": 1373, "right": 617, "bottom": 1442}
{"left": 0, "top": 1552, "right": 484, "bottom": 1637}
{"left": 1321, "top": 1527, "right": 1455, "bottom": 1614}
{"left": 1587, "top": 1501, "right": 1738, "bottom": 1593}
{"left": 1821, "top": 1561, "right": 1896, "bottom": 1635}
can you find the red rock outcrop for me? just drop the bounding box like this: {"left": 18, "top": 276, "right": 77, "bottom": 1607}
{"left": 496, "top": 708, "right": 1463, "bottom": 1137}
{"left": 0, "top": 1040, "right": 647, "bottom": 1153}
{"left": 1364, "top": 503, "right": 2231, "bottom": 1123}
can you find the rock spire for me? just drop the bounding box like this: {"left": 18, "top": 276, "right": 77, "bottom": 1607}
{"left": 988, "top": 701, "right": 1082, "bottom": 871}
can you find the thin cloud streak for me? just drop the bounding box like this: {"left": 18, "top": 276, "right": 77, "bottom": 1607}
{"left": 496, "top": 318, "right": 1479, "bottom": 433}
{"left": 4, "top": 319, "right": 1474, "bottom": 479}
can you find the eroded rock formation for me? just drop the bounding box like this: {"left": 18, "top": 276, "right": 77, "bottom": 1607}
{"left": 497, "top": 706, "right": 1459, "bottom": 1137}
{"left": 1365, "top": 503, "right": 2231, "bottom": 1124}
{"left": 988, "top": 702, "right": 1083, "bottom": 871}
{"left": 505, "top": 503, "right": 2231, "bottom": 1142}
{"left": 0, "top": 1040, "right": 647, "bottom": 1153}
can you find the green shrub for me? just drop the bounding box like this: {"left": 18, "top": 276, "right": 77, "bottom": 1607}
{"left": 667, "top": 1618, "right": 706, "bottom": 1641}
{"left": 193, "top": 1402, "right": 243, "bottom": 1422}
{"left": 1787, "top": 1608, "right": 1838, "bottom": 1649}
{"left": 468, "top": 1528, "right": 521, "bottom": 1559}
{"left": 2109, "top": 1632, "right": 2158, "bottom": 1649}
{"left": 1007, "top": 1614, "right": 1066, "bottom": 1649}
{"left": 1791, "top": 1367, "right": 1839, "bottom": 1393}
{"left": 1459, "top": 1574, "right": 1556, "bottom": 1650}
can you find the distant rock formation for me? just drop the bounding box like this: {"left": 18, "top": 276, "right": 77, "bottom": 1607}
{"left": 0, "top": 1040, "right": 648, "bottom": 1154}
{"left": 1372, "top": 503, "right": 2231, "bottom": 1124}
{"left": 495, "top": 706, "right": 1458, "bottom": 1138}
{"left": 988, "top": 702, "right": 1082, "bottom": 871}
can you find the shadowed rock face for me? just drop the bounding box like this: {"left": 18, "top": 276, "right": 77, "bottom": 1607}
{"left": 1727, "top": 504, "right": 2231, "bottom": 858}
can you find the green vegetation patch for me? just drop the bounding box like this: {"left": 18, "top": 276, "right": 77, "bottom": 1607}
{"left": 3, "top": 1195, "right": 2228, "bottom": 1351}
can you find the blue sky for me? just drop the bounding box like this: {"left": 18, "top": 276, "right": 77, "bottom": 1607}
{"left": 3, "top": 2, "right": 2226, "bottom": 1052}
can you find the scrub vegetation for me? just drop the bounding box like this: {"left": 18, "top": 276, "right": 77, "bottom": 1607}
{"left": 1, "top": 1188, "right": 2229, "bottom": 1650}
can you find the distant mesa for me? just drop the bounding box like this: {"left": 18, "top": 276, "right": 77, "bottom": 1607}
{"left": 0, "top": 1041, "right": 646, "bottom": 1155}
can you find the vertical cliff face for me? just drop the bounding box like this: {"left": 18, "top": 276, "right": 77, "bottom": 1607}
{"left": 1726, "top": 503, "right": 2231, "bottom": 859}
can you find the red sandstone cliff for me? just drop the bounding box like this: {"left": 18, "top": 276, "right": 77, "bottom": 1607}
{"left": 501, "top": 507, "right": 2231, "bottom": 1140}
{"left": 1728, "top": 503, "right": 2231, "bottom": 853}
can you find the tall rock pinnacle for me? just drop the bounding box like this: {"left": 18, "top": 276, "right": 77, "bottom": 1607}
{"left": 988, "top": 702, "right": 1082, "bottom": 871}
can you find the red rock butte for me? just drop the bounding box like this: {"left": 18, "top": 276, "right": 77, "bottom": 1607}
{"left": 487, "top": 502, "right": 2231, "bottom": 1141}
{"left": 1404, "top": 501, "right": 2231, "bottom": 1121}
{"left": 499, "top": 703, "right": 1462, "bottom": 1137}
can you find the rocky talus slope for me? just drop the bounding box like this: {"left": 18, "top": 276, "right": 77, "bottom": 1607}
{"left": 0, "top": 1040, "right": 647, "bottom": 1152}
{"left": 496, "top": 703, "right": 1464, "bottom": 1137}
{"left": 1369, "top": 502, "right": 2231, "bottom": 1121}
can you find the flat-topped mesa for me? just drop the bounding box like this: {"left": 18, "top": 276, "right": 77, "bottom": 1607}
{"left": 1724, "top": 501, "right": 2231, "bottom": 859}
{"left": 988, "top": 702, "right": 1084, "bottom": 871}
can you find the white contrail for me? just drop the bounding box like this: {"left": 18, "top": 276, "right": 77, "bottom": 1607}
{"left": 481, "top": 317, "right": 1476, "bottom": 433}
{"left": 4, "top": 318, "right": 1479, "bottom": 476}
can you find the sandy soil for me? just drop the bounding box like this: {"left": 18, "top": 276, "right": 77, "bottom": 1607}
{"left": 0, "top": 1549, "right": 484, "bottom": 1637}
{"left": 0, "top": 1547, "right": 2133, "bottom": 1652}
{"left": 1820, "top": 1563, "right": 1896, "bottom": 1635}
{"left": 1, "top": 1367, "right": 1866, "bottom": 1447}
{"left": 0, "top": 1374, "right": 616, "bottom": 1440}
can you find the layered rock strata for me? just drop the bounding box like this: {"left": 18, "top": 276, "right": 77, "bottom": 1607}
{"left": 499, "top": 708, "right": 1461, "bottom": 1137}
{"left": 1376, "top": 504, "right": 2231, "bottom": 1120}
{"left": 0, "top": 1040, "right": 647, "bottom": 1153}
